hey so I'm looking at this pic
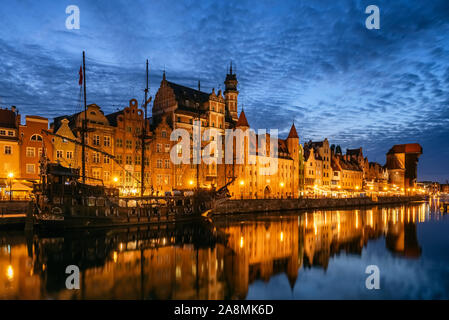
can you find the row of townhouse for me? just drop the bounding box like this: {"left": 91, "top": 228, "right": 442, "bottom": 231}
{"left": 302, "top": 138, "right": 422, "bottom": 195}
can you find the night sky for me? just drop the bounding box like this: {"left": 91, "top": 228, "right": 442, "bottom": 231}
{"left": 0, "top": 0, "right": 448, "bottom": 182}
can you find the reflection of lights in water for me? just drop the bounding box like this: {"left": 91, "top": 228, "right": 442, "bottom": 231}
{"left": 355, "top": 211, "right": 358, "bottom": 229}
{"left": 6, "top": 265, "right": 14, "bottom": 281}
{"left": 337, "top": 212, "right": 341, "bottom": 234}
{"left": 280, "top": 232, "right": 284, "bottom": 242}
{"left": 163, "top": 238, "right": 166, "bottom": 245}
{"left": 240, "top": 236, "right": 244, "bottom": 248}
{"left": 314, "top": 222, "right": 317, "bottom": 236}
{"left": 113, "top": 251, "right": 118, "bottom": 263}
{"left": 120, "top": 243, "right": 124, "bottom": 251}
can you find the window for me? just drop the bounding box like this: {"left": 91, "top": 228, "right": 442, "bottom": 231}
{"left": 56, "top": 150, "right": 63, "bottom": 158}
{"left": 165, "top": 144, "right": 170, "bottom": 152}
{"left": 157, "top": 159, "right": 163, "bottom": 168}
{"left": 135, "top": 127, "right": 141, "bottom": 135}
{"left": 164, "top": 159, "right": 170, "bottom": 169}
{"left": 135, "top": 155, "right": 141, "bottom": 165}
{"left": 156, "top": 144, "right": 162, "bottom": 152}
{"left": 0, "top": 130, "right": 5, "bottom": 135}
{"left": 156, "top": 174, "right": 162, "bottom": 185}
{"left": 116, "top": 138, "right": 123, "bottom": 148}
{"left": 92, "top": 169, "right": 100, "bottom": 180}
{"left": 30, "top": 134, "right": 43, "bottom": 141}
{"left": 4, "top": 146, "right": 11, "bottom": 155}
{"left": 104, "top": 155, "right": 110, "bottom": 164}
{"left": 126, "top": 155, "right": 132, "bottom": 165}
{"left": 161, "top": 131, "right": 167, "bottom": 138}
{"left": 93, "top": 152, "right": 101, "bottom": 163}
{"left": 144, "top": 156, "right": 149, "bottom": 166}
{"left": 103, "top": 171, "right": 110, "bottom": 182}
{"left": 66, "top": 151, "right": 73, "bottom": 159}
{"left": 164, "top": 175, "right": 170, "bottom": 185}
{"left": 38, "top": 148, "right": 43, "bottom": 157}
{"left": 93, "top": 135, "right": 100, "bottom": 146}
{"left": 26, "top": 147, "right": 35, "bottom": 157}
{"left": 125, "top": 172, "right": 132, "bottom": 184}
{"left": 126, "top": 127, "right": 132, "bottom": 133}
{"left": 104, "top": 136, "right": 111, "bottom": 147}
{"left": 26, "top": 164, "right": 35, "bottom": 174}
{"left": 126, "top": 140, "right": 132, "bottom": 149}
{"left": 8, "top": 131, "right": 14, "bottom": 137}
{"left": 116, "top": 154, "right": 123, "bottom": 164}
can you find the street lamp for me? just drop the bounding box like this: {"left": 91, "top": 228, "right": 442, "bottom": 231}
{"left": 8, "top": 172, "right": 13, "bottom": 201}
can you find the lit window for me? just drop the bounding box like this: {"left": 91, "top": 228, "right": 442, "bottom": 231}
{"left": 26, "top": 164, "right": 35, "bottom": 174}
{"left": 26, "top": 147, "right": 35, "bottom": 157}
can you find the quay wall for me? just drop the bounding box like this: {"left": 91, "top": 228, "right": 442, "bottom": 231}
{"left": 213, "top": 196, "right": 424, "bottom": 215}
{"left": 0, "top": 201, "right": 29, "bottom": 214}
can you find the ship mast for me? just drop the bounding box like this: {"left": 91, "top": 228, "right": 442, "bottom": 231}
{"left": 196, "top": 81, "right": 201, "bottom": 190}
{"left": 141, "top": 60, "right": 149, "bottom": 197}
{"left": 81, "top": 51, "right": 87, "bottom": 184}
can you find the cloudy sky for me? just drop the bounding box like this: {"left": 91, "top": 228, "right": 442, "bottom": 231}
{"left": 0, "top": 0, "right": 448, "bottom": 181}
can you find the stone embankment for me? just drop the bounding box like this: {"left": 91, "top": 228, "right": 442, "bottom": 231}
{"left": 213, "top": 196, "right": 424, "bottom": 215}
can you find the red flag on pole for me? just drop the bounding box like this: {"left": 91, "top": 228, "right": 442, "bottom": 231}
{"left": 78, "top": 66, "right": 83, "bottom": 86}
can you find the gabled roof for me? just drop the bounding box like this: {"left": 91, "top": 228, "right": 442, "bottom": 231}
{"left": 106, "top": 110, "right": 124, "bottom": 127}
{"left": 287, "top": 123, "right": 299, "bottom": 139}
{"left": 167, "top": 81, "right": 210, "bottom": 107}
{"left": 346, "top": 147, "right": 363, "bottom": 157}
{"left": 236, "top": 110, "right": 249, "bottom": 127}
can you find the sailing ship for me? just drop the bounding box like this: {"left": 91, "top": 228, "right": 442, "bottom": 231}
{"left": 28, "top": 52, "right": 233, "bottom": 231}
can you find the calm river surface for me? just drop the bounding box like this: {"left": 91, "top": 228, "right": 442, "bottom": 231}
{"left": 1, "top": 199, "right": 448, "bottom": 299}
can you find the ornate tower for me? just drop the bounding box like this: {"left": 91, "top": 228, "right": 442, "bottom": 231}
{"left": 287, "top": 123, "right": 300, "bottom": 198}
{"left": 224, "top": 62, "right": 239, "bottom": 122}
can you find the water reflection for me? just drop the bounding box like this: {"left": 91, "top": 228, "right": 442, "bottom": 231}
{"left": 0, "top": 201, "right": 447, "bottom": 299}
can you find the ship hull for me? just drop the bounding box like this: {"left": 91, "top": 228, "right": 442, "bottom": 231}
{"left": 32, "top": 213, "right": 207, "bottom": 231}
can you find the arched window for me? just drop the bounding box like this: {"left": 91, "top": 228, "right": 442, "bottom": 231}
{"left": 31, "top": 134, "right": 43, "bottom": 141}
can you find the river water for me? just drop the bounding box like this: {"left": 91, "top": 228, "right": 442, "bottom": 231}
{"left": 0, "top": 199, "right": 448, "bottom": 299}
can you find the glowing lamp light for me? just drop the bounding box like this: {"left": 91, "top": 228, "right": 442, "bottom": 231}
{"left": 383, "top": 187, "right": 388, "bottom": 191}
{"left": 369, "top": 186, "right": 374, "bottom": 190}
{"left": 240, "top": 180, "right": 245, "bottom": 186}
{"left": 314, "top": 184, "right": 318, "bottom": 189}
{"left": 280, "top": 182, "right": 285, "bottom": 188}
{"left": 113, "top": 177, "right": 118, "bottom": 183}
{"left": 8, "top": 172, "right": 14, "bottom": 178}
{"left": 189, "top": 180, "right": 194, "bottom": 186}
{"left": 6, "top": 265, "right": 14, "bottom": 281}
{"left": 338, "top": 185, "right": 341, "bottom": 189}
{"left": 355, "top": 186, "right": 359, "bottom": 190}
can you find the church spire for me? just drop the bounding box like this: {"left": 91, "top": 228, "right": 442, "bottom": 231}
{"left": 287, "top": 122, "right": 299, "bottom": 139}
